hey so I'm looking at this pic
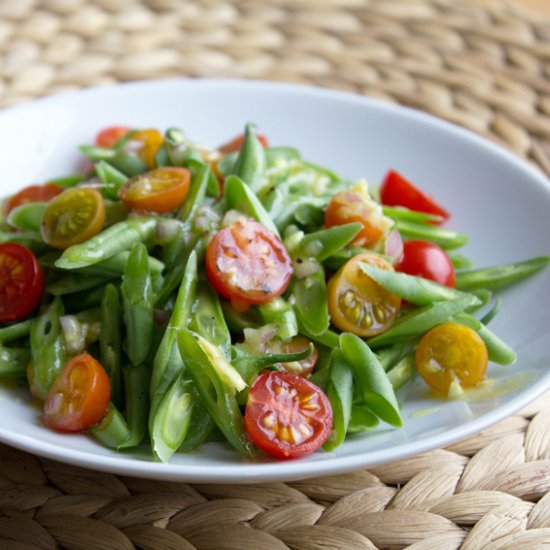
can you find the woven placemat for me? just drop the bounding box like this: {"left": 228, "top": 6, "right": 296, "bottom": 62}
{"left": 1, "top": 1, "right": 550, "bottom": 549}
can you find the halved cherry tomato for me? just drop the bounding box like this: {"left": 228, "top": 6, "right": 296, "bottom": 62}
{"left": 119, "top": 167, "right": 191, "bottom": 214}
{"left": 218, "top": 133, "right": 269, "bottom": 154}
{"left": 41, "top": 188, "right": 105, "bottom": 249}
{"left": 274, "top": 336, "right": 318, "bottom": 377}
{"left": 397, "top": 240, "right": 455, "bottom": 288}
{"left": 379, "top": 170, "right": 450, "bottom": 223}
{"left": 325, "top": 180, "right": 391, "bottom": 248}
{"left": 95, "top": 126, "right": 132, "bottom": 148}
{"left": 244, "top": 370, "right": 332, "bottom": 459}
{"left": 131, "top": 129, "right": 164, "bottom": 169}
{"left": 206, "top": 218, "right": 293, "bottom": 306}
{"left": 415, "top": 322, "right": 488, "bottom": 395}
{"left": 327, "top": 252, "right": 401, "bottom": 337}
{"left": 6, "top": 183, "right": 64, "bottom": 214}
{"left": 43, "top": 354, "right": 111, "bottom": 432}
{"left": 0, "top": 243, "right": 44, "bottom": 323}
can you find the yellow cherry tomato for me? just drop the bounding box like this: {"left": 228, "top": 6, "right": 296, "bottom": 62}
{"left": 132, "top": 129, "right": 164, "bottom": 169}
{"left": 41, "top": 187, "right": 105, "bottom": 249}
{"left": 327, "top": 252, "right": 401, "bottom": 337}
{"left": 415, "top": 322, "right": 488, "bottom": 395}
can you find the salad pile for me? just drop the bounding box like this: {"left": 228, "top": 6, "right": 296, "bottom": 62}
{"left": 0, "top": 124, "right": 548, "bottom": 461}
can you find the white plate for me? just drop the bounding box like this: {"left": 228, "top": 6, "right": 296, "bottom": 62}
{"left": 1, "top": 80, "right": 549, "bottom": 483}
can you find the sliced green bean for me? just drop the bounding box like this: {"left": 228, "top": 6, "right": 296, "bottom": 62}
{"left": 447, "top": 251, "right": 474, "bottom": 270}
{"left": 0, "top": 319, "right": 33, "bottom": 344}
{"left": 47, "top": 174, "right": 86, "bottom": 188}
{"left": 257, "top": 298, "right": 298, "bottom": 341}
{"left": 293, "top": 268, "right": 330, "bottom": 337}
{"left": 90, "top": 404, "right": 132, "bottom": 449}
{"left": 78, "top": 250, "right": 164, "bottom": 278}
{"left": 46, "top": 273, "right": 116, "bottom": 296}
{"left": 7, "top": 203, "right": 46, "bottom": 232}
{"left": 376, "top": 341, "right": 415, "bottom": 372}
{"left": 121, "top": 242, "right": 154, "bottom": 366}
{"left": 265, "top": 146, "right": 301, "bottom": 166}
{"left": 179, "top": 163, "right": 209, "bottom": 224}
{"left": 56, "top": 217, "right": 157, "bottom": 269}
{"left": 178, "top": 397, "right": 216, "bottom": 453}
{"left": 387, "top": 354, "right": 416, "bottom": 390}
{"left": 397, "top": 220, "right": 469, "bottom": 250}
{"left": 455, "top": 256, "right": 550, "bottom": 291}
{"left": 298, "top": 322, "right": 340, "bottom": 349}
{"left": 62, "top": 284, "right": 105, "bottom": 313}
{"left": 324, "top": 349, "right": 353, "bottom": 451}
{"left": 340, "top": 333, "right": 402, "bottom": 427}
{"left": 0, "top": 346, "right": 30, "bottom": 377}
{"left": 95, "top": 160, "right": 128, "bottom": 200}
{"left": 230, "top": 123, "right": 266, "bottom": 193}
{"left": 383, "top": 206, "right": 443, "bottom": 224}
{"left": 348, "top": 405, "right": 379, "bottom": 433}
{"left": 480, "top": 296, "right": 502, "bottom": 326}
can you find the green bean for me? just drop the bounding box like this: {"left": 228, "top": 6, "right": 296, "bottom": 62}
{"left": 47, "top": 174, "right": 86, "bottom": 188}
{"left": 221, "top": 300, "right": 261, "bottom": 333}
{"left": 298, "top": 322, "right": 340, "bottom": 349}
{"left": 324, "top": 349, "right": 353, "bottom": 451}
{"left": 367, "top": 293, "right": 479, "bottom": 348}
{"left": 293, "top": 269, "right": 330, "bottom": 337}
{"left": 77, "top": 250, "right": 164, "bottom": 279}
{"left": 90, "top": 404, "right": 132, "bottom": 449}
{"left": 121, "top": 242, "right": 154, "bottom": 366}
{"left": 0, "top": 319, "right": 33, "bottom": 344}
{"left": 467, "top": 289, "right": 492, "bottom": 313}
{"left": 265, "top": 146, "right": 301, "bottom": 166}
{"left": 382, "top": 206, "right": 443, "bottom": 224}
{"left": 340, "top": 333, "right": 402, "bottom": 427}
{"left": 151, "top": 374, "right": 195, "bottom": 461}
{"left": 480, "top": 296, "right": 502, "bottom": 326}
{"left": 359, "top": 262, "right": 478, "bottom": 305}
{"left": 447, "top": 251, "right": 474, "bottom": 270}
{"left": 62, "top": 284, "right": 105, "bottom": 313}
{"left": 178, "top": 397, "right": 216, "bottom": 453}
{"left": 56, "top": 217, "right": 157, "bottom": 269}
{"left": 455, "top": 256, "right": 550, "bottom": 291}
{"left": 224, "top": 175, "right": 280, "bottom": 237}
{"left": 396, "top": 220, "right": 469, "bottom": 250}
{"left": 30, "top": 298, "right": 66, "bottom": 400}
{"left": 0, "top": 346, "right": 30, "bottom": 377}
{"left": 322, "top": 247, "right": 368, "bottom": 272}
{"left": 79, "top": 144, "right": 147, "bottom": 177}
{"left": 387, "top": 354, "right": 416, "bottom": 390}
{"left": 6, "top": 203, "right": 46, "bottom": 232}
{"left": 257, "top": 298, "right": 298, "bottom": 341}
{"left": 347, "top": 405, "right": 379, "bottom": 433}
{"left": 453, "top": 312, "right": 517, "bottom": 365}
{"left": 177, "top": 328, "right": 254, "bottom": 457}
{"left": 376, "top": 341, "right": 415, "bottom": 372}
{"left": 100, "top": 284, "right": 123, "bottom": 409}
{"left": 95, "top": 160, "right": 128, "bottom": 200}
{"left": 217, "top": 152, "right": 237, "bottom": 177}
{"left": 230, "top": 123, "right": 266, "bottom": 193}
{"left": 179, "top": 163, "right": 209, "bottom": 225}
{"left": 0, "top": 230, "right": 46, "bottom": 253}
{"left": 46, "top": 273, "right": 116, "bottom": 296}
{"left": 104, "top": 200, "right": 130, "bottom": 227}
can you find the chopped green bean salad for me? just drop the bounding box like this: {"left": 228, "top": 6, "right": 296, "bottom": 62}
{"left": 0, "top": 123, "right": 548, "bottom": 461}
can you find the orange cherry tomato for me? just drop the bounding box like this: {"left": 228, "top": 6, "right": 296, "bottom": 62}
{"left": 6, "top": 183, "right": 64, "bottom": 214}
{"left": 244, "top": 370, "right": 332, "bottom": 459}
{"left": 41, "top": 187, "right": 105, "bottom": 249}
{"left": 325, "top": 181, "right": 390, "bottom": 248}
{"left": 273, "top": 336, "right": 318, "bottom": 377}
{"left": 218, "top": 133, "right": 269, "bottom": 154}
{"left": 415, "top": 322, "right": 488, "bottom": 395}
{"left": 43, "top": 354, "right": 111, "bottom": 432}
{"left": 95, "top": 126, "right": 132, "bottom": 148}
{"left": 131, "top": 129, "right": 164, "bottom": 169}
{"left": 0, "top": 243, "right": 44, "bottom": 323}
{"left": 206, "top": 218, "right": 293, "bottom": 306}
{"left": 327, "top": 252, "right": 401, "bottom": 337}
{"left": 119, "top": 167, "right": 191, "bottom": 214}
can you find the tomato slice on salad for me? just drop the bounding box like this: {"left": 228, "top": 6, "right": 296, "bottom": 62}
{"left": 328, "top": 252, "right": 401, "bottom": 337}
{"left": 379, "top": 170, "right": 450, "bottom": 223}
{"left": 275, "top": 336, "right": 318, "bottom": 377}
{"left": 415, "top": 322, "right": 488, "bottom": 395}
{"left": 0, "top": 243, "right": 44, "bottom": 323}
{"left": 119, "top": 167, "right": 191, "bottom": 214}
{"left": 218, "top": 133, "right": 269, "bottom": 154}
{"left": 244, "top": 370, "right": 332, "bottom": 459}
{"left": 397, "top": 240, "right": 455, "bottom": 288}
{"left": 95, "top": 126, "right": 132, "bottom": 148}
{"left": 132, "top": 129, "right": 164, "bottom": 169}
{"left": 41, "top": 188, "right": 105, "bottom": 249}
{"left": 6, "top": 183, "right": 64, "bottom": 214}
{"left": 325, "top": 180, "right": 391, "bottom": 248}
{"left": 206, "top": 218, "right": 293, "bottom": 306}
{"left": 43, "top": 354, "right": 111, "bottom": 432}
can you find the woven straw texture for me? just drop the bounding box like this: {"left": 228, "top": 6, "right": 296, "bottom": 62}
{"left": 1, "top": 0, "right": 550, "bottom": 549}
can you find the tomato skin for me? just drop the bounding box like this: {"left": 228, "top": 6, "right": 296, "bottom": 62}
{"left": 132, "top": 129, "right": 164, "bottom": 169}
{"left": 218, "top": 133, "right": 269, "bottom": 154}
{"left": 325, "top": 181, "right": 389, "bottom": 248}
{"left": 380, "top": 170, "right": 450, "bottom": 223}
{"left": 95, "top": 126, "right": 132, "bottom": 148}
{"left": 244, "top": 371, "right": 332, "bottom": 459}
{"left": 206, "top": 218, "right": 293, "bottom": 305}
{"left": 41, "top": 188, "right": 105, "bottom": 249}
{"left": 415, "top": 322, "right": 488, "bottom": 395}
{"left": 119, "top": 167, "right": 191, "bottom": 214}
{"left": 6, "top": 183, "right": 64, "bottom": 214}
{"left": 397, "top": 240, "right": 455, "bottom": 288}
{"left": 327, "top": 252, "right": 401, "bottom": 337}
{"left": 43, "top": 354, "right": 111, "bottom": 433}
{"left": 0, "top": 243, "right": 44, "bottom": 323}
{"left": 276, "top": 336, "right": 318, "bottom": 377}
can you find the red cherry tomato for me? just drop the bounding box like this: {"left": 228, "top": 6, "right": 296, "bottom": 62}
{"left": 0, "top": 243, "right": 45, "bottom": 323}
{"left": 380, "top": 170, "right": 450, "bottom": 223}
{"left": 6, "top": 183, "right": 64, "bottom": 214}
{"left": 43, "top": 354, "right": 111, "bottom": 433}
{"left": 218, "top": 133, "right": 269, "bottom": 154}
{"left": 244, "top": 370, "right": 333, "bottom": 459}
{"left": 396, "top": 240, "right": 455, "bottom": 288}
{"left": 205, "top": 218, "right": 293, "bottom": 306}
{"left": 95, "top": 126, "right": 132, "bottom": 148}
